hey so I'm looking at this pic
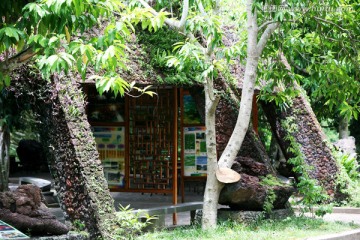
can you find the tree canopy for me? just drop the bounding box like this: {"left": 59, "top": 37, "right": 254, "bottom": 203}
{"left": 0, "top": 0, "right": 165, "bottom": 96}
{"left": 256, "top": 1, "right": 359, "bottom": 132}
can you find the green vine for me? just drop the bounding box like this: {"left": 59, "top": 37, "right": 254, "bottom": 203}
{"left": 329, "top": 144, "right": 360, "bottom": 206}
{"left": 281, "top": 116, "right": 329, "bottom": 216}
{"left": 259, "top": 174, "right": 283, "bottom": 214}
{"left": 263, "top": 190, "right": 276, "bottom": 214}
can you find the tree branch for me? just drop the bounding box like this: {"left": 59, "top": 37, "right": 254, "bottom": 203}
{"left": 208, "top": 92, "right": 220, "bottom": 115}
{"left": 314, "top": 16, "right": 349, "bottom": 33}
{"left": 177, "top": 0, "right": 189, "bottom": 30}
{"left": 138, "top": 0, "right": 189, "bottom": 30}
{"left": 257, "top": 22, "right": 280, "bottom": 55}
{"left": 195, "top": 0, "right": 216, "bottom": 56}
{"left": 259, "top": 20, "right": 294, "bottom": 31}
{"left": 246, "top": 0, "right": 258, "bottom": 55}
{"left": 138, "top": 0, "right": 179, "bottom": 28}
{"left": 214, "top": 0, "right": 220, "bottom": 13}
{"left": 287, "top": 58, "right": 310, "bottom": 75}
{"left": 197, "top": 0, "right": 207, "bottom": 16}
{"left": 0, "top": 47, "right": 37, "bottom": 75}
{"left": 258, "top": 20, "right": 277, "bottom": 31}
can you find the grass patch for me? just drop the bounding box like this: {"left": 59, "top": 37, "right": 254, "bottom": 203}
{"left": 136, "top": 216, "right": 359, "bottom": 240}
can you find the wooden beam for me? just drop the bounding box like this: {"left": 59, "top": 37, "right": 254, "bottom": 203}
{"left": 172, "top": 87, "right": 178, "bottom": 225}
{"left": 125, "top": 94, "right": 130, "bottom": 189}
{"left": 180, "top": 88, "right": 185, "bottom": 203}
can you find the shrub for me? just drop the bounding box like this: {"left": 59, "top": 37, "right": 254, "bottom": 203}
{"left": 102, "top": 205, "right": 154, "bottom": 240}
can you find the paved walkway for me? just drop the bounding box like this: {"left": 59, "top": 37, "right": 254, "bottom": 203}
{"left": 323, "top": 213, "right": 360, "bottom": 224}
{"left": 299, "top": 209, "right": 360, "bottom": 225}
{"left": 9, "top": 173, "right": 360, "bottom": 229}
{"left": 112, "top": 190, "right": 204, "bottom": 226}
{"left": 9, "top": 172, "right": 205, "bottom": 226}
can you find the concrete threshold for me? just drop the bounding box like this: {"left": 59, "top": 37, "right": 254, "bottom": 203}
{"left": 293, "top": 207, "right": 360, "bottom": 214}
{"left": 305, "top": 229, "right": 360, "bottom": 240}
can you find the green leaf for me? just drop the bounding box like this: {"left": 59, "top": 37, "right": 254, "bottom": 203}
{"left": 5, "top": 27, "right": 19, "bottom": 41}
{"left": 47, "top": 55, "right": 59, "bottom": 67}
{"left": 65, "top": 26, "right": 71, "bottom": 43}
{"left": 48, "top": 36, "right": 59, "bottom": 46}
{"left": 4, "top": 75, "right": 11, "bottom": 87}
{"left": 17, "top": 38, "right": 25, "bottom": 51}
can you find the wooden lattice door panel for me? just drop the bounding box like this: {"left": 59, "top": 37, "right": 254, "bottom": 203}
{"left": 128, "top": 89, "right": 174, "bottom": 191}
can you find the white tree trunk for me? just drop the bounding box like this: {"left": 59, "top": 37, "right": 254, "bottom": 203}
{"left": 0, "top": 124, "right": 10, "bottom": 192}
{"left": 218, "top": 0, "right": 279, "bottom": 169}
{"left": 202, "top": 79, "right": 221, "bottom": 229}
{"left": 201, "top": 1, "right": 259, "bottom": 229}
{"left": 201, "top": 0, "right": 279, "bottom": 229}
{"left": 339, "top": 115, "right": 349, "bottom": 139}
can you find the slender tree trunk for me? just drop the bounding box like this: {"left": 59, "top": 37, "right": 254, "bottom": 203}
{"left": 0, "top": 124, "right": 10, "bottom": 192}
{"left": 202, "top": 2, "right": 260, "bottom": 229}
{"left": 217, "top": 0, "right": 280, "bottom": 169}
{"left": 202, "top": 79, "right": 221, "bottom": 229}
{"left": 339, "top": 115, "right": 349, "bottom": 139}
{"left": 217, "top": 0, "right": 259, "bottom": 168}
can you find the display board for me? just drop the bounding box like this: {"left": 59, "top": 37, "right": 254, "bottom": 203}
{"left": 183, "top": 126, "right": 207, "bottom": 176}
{"left": 92, "top": 126, "right": 125, "bottom": 189}
{"left": 0, "top": 220, "right": 29, "bottom": 239}
{"left": 180, "top": 89, "right": 207, "bottom": 202}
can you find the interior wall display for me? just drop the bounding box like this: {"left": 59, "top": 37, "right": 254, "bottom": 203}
{"left": 128, "top": 89, "right": 175, "bottom": 191}
{"left": 183, "top": 94, "right": 203, "bottom": 125}
{"left": 0, "top": 220, "right": 29, "bottom": 239}
{"left": 92, "top": 126, "right": 125, "bottom": 189}
{"left": 183, "top": 126, "right": 207, "bottom": 176}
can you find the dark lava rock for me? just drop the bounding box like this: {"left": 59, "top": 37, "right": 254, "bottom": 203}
{"left": 0, "top": 185, "right": 69, "bottom": 236}
{"left": 231, "top": 157, "right": 271, "bottom": 177}
{"left": 219, "top": 173, "right": 295, "bottom": 211}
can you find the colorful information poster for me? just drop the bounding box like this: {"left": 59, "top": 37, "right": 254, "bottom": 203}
{"left": 183, "top": 127, "right": 207, "bottom": 176}
{"left": 92, "top": 126, "right": 125, "bottom": 189}
{"left": 0, "top": 220, "right": 29, "bottom": 239}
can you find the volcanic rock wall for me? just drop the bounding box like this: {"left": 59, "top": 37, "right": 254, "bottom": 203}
{"left": 214, "top": 97, "right": 295, "bottom": 210}
{"left": 11, "top": 67, "right": 115, "bottom": 238}
{"left": 215, "top": 97, "right": 273, "bottom": 168}
{"left": 261, "top": 94, "right": 340, "bottom": 198}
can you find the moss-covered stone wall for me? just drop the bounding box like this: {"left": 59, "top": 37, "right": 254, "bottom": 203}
{"left": 215, "top": 97, "right": 274, "bottom": 169}
{"left": 10, "top": 67, "right": 115, "bottom": 238}
{"left": 261, "top": 94, "right": 339, "bottom": 198}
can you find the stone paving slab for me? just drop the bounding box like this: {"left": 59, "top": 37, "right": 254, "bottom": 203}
{"left": 305, "top": 229, "right": 360, "bottom": 240}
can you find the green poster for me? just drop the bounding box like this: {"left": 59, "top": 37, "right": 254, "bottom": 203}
{"left": 184, "top": 133, "right": 195, "bottom": 150}
{"left": 185, "top": 155, "right": 196, "bottom": 166}
{"left": 200, "top": 141, "right": 207, "bottom": 152}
